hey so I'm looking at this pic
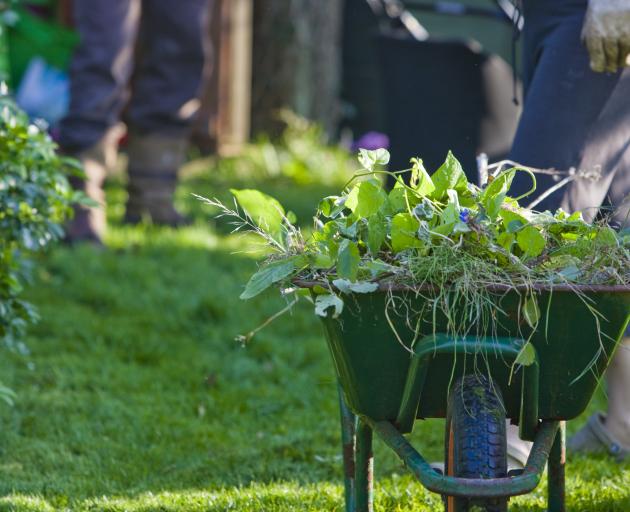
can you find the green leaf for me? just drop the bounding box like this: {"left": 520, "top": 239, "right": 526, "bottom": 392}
{"left": 365, "top": 259, "right": 399, "bottom": 278}
{"left": 318, "top": 196, "right": 346, "bottom": 219}
{"left": 337, "top": 239, "right": 360, "bottom": 281}
{"left": 240, "top": 256, "right": 306, "bottom": 299}
{"left": 412, "top": 198, "right": 435, "bottom": 220}
{"left": 515, "top": 342, "right": 536, "bottom": 367}
{"left": 310, "top": 253, "right": 334, "bottom": 269}
{"left": 332, "top": 279, "right": 379, "bottom": 294}
{"left": 430, "top": 151, "right": 468, "bottom": 200}
{"left": 286, "top": 211, "right": 297, "bottom": 224}
{"left": 522, "top": 296, "right": 540, "bottom": 329}
{"left": 367, "top": 214, "right": 387, "bottom": 255}
{"left": 516, "top": 226, "right": 546, "bottom": 258}
{"left": 558, "top": 264, "right": 581, "bottom": 281}
{"left": 315, "top": 294, "right": 344, "bottom": 318}
{"left": 409, "top": 158, "right": 435, "bottom": 197}
{"left": 387, "top": 180, "right": 420, "bottom": 213}
{"left": 497, "top": 232, "right": 515, "bottom": 251}
{"left": 391, "top": 213, "right": 423, "bottom": 252}
{"left": 481, "top": 169, "right": 516, "bottom": 219}
{"left": 594, "top": 227, "right": 619, "bottom": 248}
{"left": 441, "top": 190, "right": 460, "bottom": 225}
{"left": 358, "top": 148, "right": 390, "bottom": 170}
{"left": 345, "top": 180, "right": 388, "bottom": 218}
{"left": 231, "top": 189, "right": 285, "bottom": 241}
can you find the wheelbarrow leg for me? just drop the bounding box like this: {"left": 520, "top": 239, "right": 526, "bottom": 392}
{"left": 355, "top": 419, "right": 374, "bottom": 512}
{"left": 338, "top": 385, "right": 357, "bottom": 512}
{"left": 548, "top": 421, "right": 566, "bottom": 512}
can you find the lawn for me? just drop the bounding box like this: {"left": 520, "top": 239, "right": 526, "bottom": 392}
{"left": 0, "top": 136, "right": 628, "bottom": 511}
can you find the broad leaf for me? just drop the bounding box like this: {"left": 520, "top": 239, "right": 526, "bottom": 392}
{"left": 337, "top": 239, "right": 360, "bottom": 281}
{"left": 388, "top": 180, "right": 421, "bottom": 213}
{"left": 430, "top": 151, "right": 467, "bottom": 200}
{"left": 515, "top": 342, "right": 536, "bottom": 367}
{"left": 367, "top": 214, "right": 387, "bottom": 255}
{"left": 412, "top": 198, "right": 435, "bottom": 220}
{"left": 481, "top": 169, "right": 516, "bottom": 219}
{"left": 318, "top": 195, "right": 346, "bottom": 218}
{"left": 441, "top": 190, "right": 460, "bottom": 225}
{"left": 231, "top": 189, "right": 285, "bottom": 241}
{"left": 391, "top": 213, "right": 423, "bottom": 252}
{"left": 409, "top": 158, "right": 435, "bottom": 197}
{"left": 315, "top": 294, "right": 344, "bottom": 318}
{"left": 517, "top": 226, "right": 546, "bottom": 258}
{"left": 240, "top": 256, "right": 306, "bottom": 299}
{"left": 358, "top": 148, "right": 390, "bottom": 170}
{"left": 497, "top": 232, "right": 515, "bottom": 251}
{"left": 522, "top": 296, "right": 540, "bottom": 329}
{"left": 332, "top": 279, "right": 379, "bottom": 294}
{"left": 345, "top": 180, "right": 388, "bottom": 218}
{"left": 595, "top": 227, "right": 618, "bottom": 248}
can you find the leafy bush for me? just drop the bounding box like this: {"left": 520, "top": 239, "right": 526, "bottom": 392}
{"left": 207, "top": 111, "right": 353, "bottom": 187}
{"left": 0, "top": 90, "right": 78, "bottom": 366}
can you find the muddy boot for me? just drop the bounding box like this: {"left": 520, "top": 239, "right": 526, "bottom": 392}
{"left": 124, "top": 133, "right": 188, "bottom": 226}
{"left": 64, "top": 127, "right": 121, "bottom": 243}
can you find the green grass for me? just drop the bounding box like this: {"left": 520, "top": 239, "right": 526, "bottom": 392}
{"left": 0, "top": 150, "right": 628, "bottom": 511}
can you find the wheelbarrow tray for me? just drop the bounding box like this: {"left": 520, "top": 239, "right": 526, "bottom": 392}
{"left": 307, "top": 282, "right": 630, "bottom": 426}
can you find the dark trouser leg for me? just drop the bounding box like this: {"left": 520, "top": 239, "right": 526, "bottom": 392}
{"left": 355, "top": 420, "right": 373, "bottom": 512}
{"left": 548, "top": 422, "right": 566, "bottom": 512}
{"left": 508, "top": 7, "right": 621, "bottom": 211}
{"left": 58, "top": 0, "right": 139, "bottom": 152}
{"left": 127, "top": 0, "right": 211, "bottom": 137}
{"left": 59, "top": 0, "right": 139, "bottom": 241}
{"left": 561, "top": 72, "right": 630, "bottom": 228}
{"left": 124, "top": 0, "right": 211, "bottom": 225}
{"left": 338, "top": 386, "right": 357, "bottom": 512}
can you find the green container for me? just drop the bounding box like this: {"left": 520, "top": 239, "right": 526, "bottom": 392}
{"left": 319, "top": 285, "right": 630, "bottom": 424}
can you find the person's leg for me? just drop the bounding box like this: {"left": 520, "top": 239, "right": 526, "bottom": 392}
{"left": 505, "top": 3, "right": 624, "bottom": 465}
{"left": 59, "top": 0, "right": 140, "bottom": 241}
{"left": 123, "top": 0, "right": 211, "bottom": 225}
{"left": 561, "top": 72, "right": 630, "bottom": 225}
{"left": 59, "top": 0, "right": 139, "bottom": 151}
{"left": 558, "top": 68, "right": 630, "bottom": 457}
{"left": 604, "top": 340, "right": 630, "bottom": 446}
{"left": 507, "top": 6, "right": 621, "bottom": 211}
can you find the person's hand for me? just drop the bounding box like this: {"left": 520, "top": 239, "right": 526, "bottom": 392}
{"left": 582, "top": 0, "right": 630, "bottom": 73}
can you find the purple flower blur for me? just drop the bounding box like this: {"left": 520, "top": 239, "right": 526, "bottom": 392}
{"left": 459, "top": 208, "right": 470, "bottom": 223}
{"left": 351, "top": 131, "right": 390, "bottom": 152}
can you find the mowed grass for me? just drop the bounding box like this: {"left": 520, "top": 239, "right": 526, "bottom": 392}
{"left": 0, "top": 147, "right": 629, "bottom": 511}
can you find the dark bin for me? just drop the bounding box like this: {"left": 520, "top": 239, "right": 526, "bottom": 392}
{"left": 377, "top": 29, "right": 520, "bottom": 181}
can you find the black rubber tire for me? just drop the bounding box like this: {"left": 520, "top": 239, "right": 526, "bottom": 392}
{"left": 444, "top": 375, "right": 508, "bottom": 512}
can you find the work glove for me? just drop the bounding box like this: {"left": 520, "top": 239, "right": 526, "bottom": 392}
{"left": 582, "top": 0, "right": 630, "bottom": 73}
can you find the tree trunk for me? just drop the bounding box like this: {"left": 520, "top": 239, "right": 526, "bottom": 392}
{"left": 251, "top": 0, "right": 343, "bottom": 138}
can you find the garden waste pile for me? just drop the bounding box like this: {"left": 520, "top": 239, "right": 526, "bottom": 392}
{"left": 204, "top": 149, "right": 629, "bottom": 344}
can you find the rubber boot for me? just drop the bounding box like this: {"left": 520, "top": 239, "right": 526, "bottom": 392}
{"left": 124, "top": 133, "right": 188, "bottom": 226}
{"left": 64, "top": 127, "right": 122, "bottom": 243}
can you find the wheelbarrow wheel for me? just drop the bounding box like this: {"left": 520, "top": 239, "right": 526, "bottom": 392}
{"left": 444, "top": 375, "right": 508, "bottom": 512}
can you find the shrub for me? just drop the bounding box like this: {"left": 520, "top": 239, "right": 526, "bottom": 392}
{"left": 0, "top": 90, "right": 79, "bottom": 370}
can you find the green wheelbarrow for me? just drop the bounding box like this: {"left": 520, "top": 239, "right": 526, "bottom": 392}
{"left": 301, "top": 282, "right": 630, "bottom": 512}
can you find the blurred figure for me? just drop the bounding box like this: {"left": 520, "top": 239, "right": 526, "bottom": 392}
{"left": 59, "top": 0, "right": 211, "bottom": 242}
{"left": 506, "top": 0, "right": 630, "bottom": 465}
